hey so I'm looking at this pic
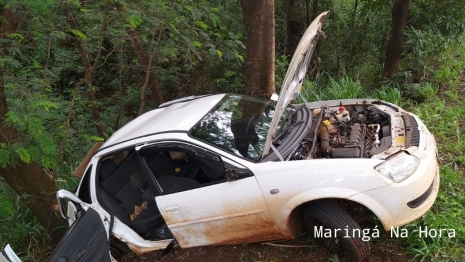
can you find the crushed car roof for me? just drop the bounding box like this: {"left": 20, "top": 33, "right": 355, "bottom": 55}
{"left": 102, "top": 94, "right": 225, "bottom": 148}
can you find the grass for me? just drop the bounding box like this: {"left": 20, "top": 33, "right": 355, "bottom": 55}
{"left": 401, "top": 92, "right": 465, "bottom": 261}
{"left": 0, "top": 178, "right": 51, "bottom": 261}
{"left": 0, "top": 160, "right": 78, "bottom": 261}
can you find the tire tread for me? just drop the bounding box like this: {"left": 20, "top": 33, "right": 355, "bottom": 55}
{"left": 302, "top": 200, "right": 369, "bottom": 261}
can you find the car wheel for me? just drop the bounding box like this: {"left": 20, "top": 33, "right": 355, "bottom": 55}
{"left": 302, "top": 200, "right": 369, "bottom": 262}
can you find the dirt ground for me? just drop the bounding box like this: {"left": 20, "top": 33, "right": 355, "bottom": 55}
{"left": 121, "top": 231, "right": 413, "bottom": 262}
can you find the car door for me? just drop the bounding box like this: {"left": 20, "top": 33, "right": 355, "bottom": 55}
{"left": 49, "top": 208, "right": 111, "bottom": 262}
{"left": 138, "top": 142, "right": 283, "bottom": 248}
{"left": 0, "top": 206, "right": 108, "bottom": 262}
{"left": 54, "top": 165, "right": 114, "bottom": 260}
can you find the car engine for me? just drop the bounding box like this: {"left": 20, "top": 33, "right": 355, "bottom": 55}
{"left": 291, "top": 104, "right": 392, "bottom": 160}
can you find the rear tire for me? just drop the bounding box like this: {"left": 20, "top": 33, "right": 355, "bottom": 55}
{"left": 302, "top": 200, "right": 369, "bottom": 262}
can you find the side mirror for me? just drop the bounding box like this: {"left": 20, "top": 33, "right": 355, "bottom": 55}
{"left": 56, "top": 189, "right": 85, "bottom": 220}
{"left": 225, "top": 168, "right": 252, "bottom": 181}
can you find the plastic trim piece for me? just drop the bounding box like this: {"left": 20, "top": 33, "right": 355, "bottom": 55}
{"left": 407, "top": 177, "right": 435, "bottom": 208}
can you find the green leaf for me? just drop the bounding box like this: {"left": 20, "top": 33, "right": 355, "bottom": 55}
{"left": 0, "top": 149, "right": 10, "bottom": 168}
{"left": 128, "top": 14, "right": 143, "bottom": 28}
{"left": 235, "top": 53, "right": 244, "bottom": 62}
{"left": 195, "top": 21, "right": 209, "bottom": 30}
{"left": 38, "top": 135, "right": 57, "bottom": 156}
{"left": 6, "top": 111, "right": 24, "bottom": 127}
{"left": 192, "top": 41, "right": 202, "bottom": 48}
{"left": 7, "top": 33, "right": 24, "bottom": 42}
{"left": 41, "top": 156, "right": 55, "bottom": 169}
{"left": 15, "top": 148, "right": 31, "bottom": 164}
{"left": 70, "top": 29, "right": 87, "bottom": 40}
{"left": 208, "top": 13, "right": 220, "bottom": 27}
{"left": 37, "top": 100, "right": 58, "bottom": 111}
{"left": 27, "top": 117, "right": 45, "bottom": 138}
{"left": 0, "top": 196, "right": 14, "bottom": 217}
{"left": 217, "top": 50, "right": 223, "bottom": 59}
{"left": 225, "top": 71, "right": 235, "bottom": 78}
{"left": 80, "top": 8, "right": 93, "bottom": 13}
{"left": 91, "top": 136, "right": 105, "bottom": 142}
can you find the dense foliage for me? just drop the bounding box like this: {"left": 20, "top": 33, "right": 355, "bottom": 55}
{"left": 1, "top": 0, "right": 464, "bottom": 260}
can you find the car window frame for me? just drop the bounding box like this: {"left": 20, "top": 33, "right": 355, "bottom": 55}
{"left": 136, "top": 140, "right": 253, "bottom": 196}
{"left": 77, "top": 164, "right": 93, "bottom": 204}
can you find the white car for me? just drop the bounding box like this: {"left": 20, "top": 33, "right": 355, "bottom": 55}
{"left": 3, "top": 11, "right": 439, "bottom": 262}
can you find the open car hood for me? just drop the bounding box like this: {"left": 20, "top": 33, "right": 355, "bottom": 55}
{"left": 262, "top": 11, "right": 329, "bottom": 157}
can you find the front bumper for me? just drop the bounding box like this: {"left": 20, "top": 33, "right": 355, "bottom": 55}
{"left": 348, "top": 118, "right": 440, "bottom": 231}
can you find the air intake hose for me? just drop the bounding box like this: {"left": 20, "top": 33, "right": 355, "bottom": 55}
{"left": 318, "top": 125, "right": 361, "bottom": 158}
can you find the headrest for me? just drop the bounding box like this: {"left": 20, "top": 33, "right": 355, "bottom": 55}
{"left": 142, "top": 187, "right": 156, "bottom": 203}
{"left": 99, "top": 158, "right": 117, "bottom": 180}
{"left": 130, "top": 171, "right": 148, "bottom": 190}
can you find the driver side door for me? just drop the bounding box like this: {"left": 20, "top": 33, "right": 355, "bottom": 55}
{"left": 139, "top": 142, "right": 282, "bottom": 247}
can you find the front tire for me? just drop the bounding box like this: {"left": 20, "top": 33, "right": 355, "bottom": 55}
{"left": 302, "top": 200, "right": 369, "bottom": 261}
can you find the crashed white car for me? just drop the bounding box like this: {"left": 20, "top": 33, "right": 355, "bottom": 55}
{"left": 4, "top": 12, "right": 439, "bottom": 262}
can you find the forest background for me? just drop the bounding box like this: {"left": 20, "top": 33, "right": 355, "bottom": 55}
{"left": 1, "top": 0, "right": 464, "bottom": 261}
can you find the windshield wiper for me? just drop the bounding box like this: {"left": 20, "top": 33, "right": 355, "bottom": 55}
{"left": 272, "top": 106, "right": 304, "bottom": 143}
{"left": 273, "top": 119, "right": 304, "bottom": 145}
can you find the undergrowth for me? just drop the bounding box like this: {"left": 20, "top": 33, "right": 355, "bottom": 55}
{"left": 0, "top": 178, "right": 51, "bottom": 261}
{"left": 0, "top": 161, "right": 79, "bottom": 261}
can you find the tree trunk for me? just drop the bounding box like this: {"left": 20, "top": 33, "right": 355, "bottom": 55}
{"left": 305, "top": 0, "right": 310, "bottom": 26}
{"left": 115, "top": 3, "right": 164, "bottom": 107}
{"left": 285, "top": 0, "right": 311, "bottom": 62}
{"left": 241, "top": 0, "right": 275, "bottom": 98}
{"left": 312, "top": 0, "right": 319, "bottom": 20}
{"left": 0, "top": 7, "right": 66, "bottom": 243}
{"left": 382, "top": 0, "right": 410, "bottom": 79}
{"left": 62, "top": 0, "right": 106, "bottom": 138}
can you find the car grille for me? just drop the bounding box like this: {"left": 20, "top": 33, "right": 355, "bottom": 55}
{"left": 402, "top": 113, "right": 420, "bottom": 147}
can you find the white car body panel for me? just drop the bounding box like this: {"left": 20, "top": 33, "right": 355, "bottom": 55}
{"left": 252, "top": 159, "right": 388, "bottom": 234}
{"left": 156, "top": 176, "right": 282, "bottom": 247}
{"left": 101, "top": 94, "right": 225, "bottom": 149}
{"left": 0, "top": 245, "right": 21, "bottom": 262}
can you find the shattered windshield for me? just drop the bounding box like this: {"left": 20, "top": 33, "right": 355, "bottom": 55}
{"left": 190, "top": 94, "right": 292, "bottom": 161}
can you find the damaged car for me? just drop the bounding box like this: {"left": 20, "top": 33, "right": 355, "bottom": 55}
{"left": 3, "top": 11, "right": 439, "bottom": 262}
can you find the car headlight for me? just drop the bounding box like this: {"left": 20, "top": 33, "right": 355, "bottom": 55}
{"left": 375, "top": 152, "right": 420, "bottom": 182}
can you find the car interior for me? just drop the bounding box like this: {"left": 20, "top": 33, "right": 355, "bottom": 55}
{"left": 96, "top": 145, "right": 229, "bottom": 240}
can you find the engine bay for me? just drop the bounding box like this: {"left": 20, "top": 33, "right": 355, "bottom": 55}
{"left": 291, "top": 104, "right": 394, "bottom": 160}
